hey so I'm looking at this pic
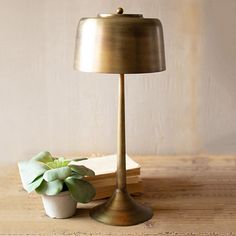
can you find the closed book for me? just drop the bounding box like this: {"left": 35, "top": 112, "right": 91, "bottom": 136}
{"left": 70, "top": 154, "right": 140, "bottom": 179}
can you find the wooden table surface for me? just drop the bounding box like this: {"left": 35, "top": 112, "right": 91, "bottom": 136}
{"left": 1, "top": 155, "right": 236, "bottom": 236}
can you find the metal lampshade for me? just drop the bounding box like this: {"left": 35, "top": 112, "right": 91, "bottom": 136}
{"left": 74, "top": 8, "right": 166, "bottom": 226}
{"left": 74, "top": 8, "right": 165, "bottom": 74}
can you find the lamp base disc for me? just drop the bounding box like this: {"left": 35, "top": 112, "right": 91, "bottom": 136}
{"left": 90, "top": 189, "right": 153, "bottom": 226}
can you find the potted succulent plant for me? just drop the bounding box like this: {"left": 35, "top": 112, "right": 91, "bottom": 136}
{"left": 18, "top": 151, "right": 96, "bottom": 219}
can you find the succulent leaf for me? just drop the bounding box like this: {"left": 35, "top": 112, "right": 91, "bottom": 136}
{"left": 31, "top": 151, "right": 53, "bottom": 163}
{"left": 69, "top": 174, "right": 83, "bottom": 179}
{"left": 18, "top": 160, "right": 49, "bottom": 186}
{"left": 36, "top": 179, "right": 63, "bottom": 195}
{"left": 43, "top": 166, "right": 72, "bottom": 182}
{"left": 46, "top": 159, "right": 70, "bottom": 169}
{"left": 25, "top": 175, "right": 44, "bottom": 193}
{"left": 65, "top": 178, "right": 96, "bottom": 203}
{"left": 70, "top": 165, "right": 95, "bottom": 177}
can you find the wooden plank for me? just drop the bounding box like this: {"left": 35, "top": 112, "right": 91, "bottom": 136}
{"left": 1, "top": 156, "right": 236, "bottom": 235}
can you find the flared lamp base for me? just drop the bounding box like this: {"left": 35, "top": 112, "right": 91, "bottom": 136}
{"left": 90, "top": 189, "right": 153, "bottom": 226}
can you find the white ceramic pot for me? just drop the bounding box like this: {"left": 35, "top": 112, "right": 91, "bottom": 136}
{"left": 41, "top": 191, "right": 77, "bottom": 219}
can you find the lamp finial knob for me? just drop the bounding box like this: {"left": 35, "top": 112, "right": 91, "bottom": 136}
{"left": 116, "top": 7, "right": 124, "bottom": 14}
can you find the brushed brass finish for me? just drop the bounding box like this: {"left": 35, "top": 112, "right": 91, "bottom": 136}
{"left": 90, "top": 75, "right": 153, "bottom": 225}
{"left": 74, "top": 9, "right": 165, "bottom": 74}
{"left": 117, "top": 74, "right": 126, "bottom": 191}
{"left": 74, "top": 8, "right": 166, "bottom": 226}
{"left": 90, "top": 189, "right": 153, "bottom": 226}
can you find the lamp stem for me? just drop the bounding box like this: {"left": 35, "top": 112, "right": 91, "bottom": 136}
{"left": 117, "top": 74, "right": 126, "bottom": 191}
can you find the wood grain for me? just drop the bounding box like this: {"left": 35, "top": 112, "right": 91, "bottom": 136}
{"left": 1, "top": 155, "right": 236, "bottom": 235}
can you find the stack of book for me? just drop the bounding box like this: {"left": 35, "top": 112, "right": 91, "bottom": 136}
{"left": 71, "top": 154, "right": 142, "bottom": 200}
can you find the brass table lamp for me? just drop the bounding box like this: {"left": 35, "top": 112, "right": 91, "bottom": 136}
{"left": 74, "top": 8, "right": 165, "bottom": 226}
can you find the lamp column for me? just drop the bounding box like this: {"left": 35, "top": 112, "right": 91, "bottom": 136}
{"left": 117, "top": 74, "right": 126, "bottom": 192}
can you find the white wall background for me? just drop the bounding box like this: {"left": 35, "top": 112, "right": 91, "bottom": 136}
{"left": 1, "top": 0, "right": 236, "bottom": 163}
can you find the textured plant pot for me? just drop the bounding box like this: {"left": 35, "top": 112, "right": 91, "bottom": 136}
{"left": 41, "top": 191, "right": 77, "bottom": 219}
